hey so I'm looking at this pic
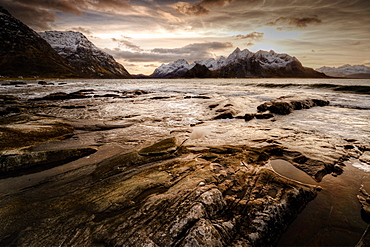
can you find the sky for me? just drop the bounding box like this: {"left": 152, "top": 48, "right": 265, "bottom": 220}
{"left": 1, "top": 0, "right": 370, "bottom": 75}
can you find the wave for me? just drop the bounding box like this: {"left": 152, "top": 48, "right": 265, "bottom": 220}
{"left": 330, "top": 103, "right": 370, "bottom": 110}
{"left": 256, "top": 83, "right": 370, "bottom": 94}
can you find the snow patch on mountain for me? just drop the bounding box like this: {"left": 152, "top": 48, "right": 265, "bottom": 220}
{"left": 316, "top": 64, "right": 370, "bottom": 77}
{"left": 39, "top": 31, "right": 131, "bottom": 78}
{"left": 254, "top": 50, "right": 297, "bottom": 69}
{"left": 151, "top": 48, "right": 300, "bottom": 77}
{"left": 151, "top": 59, "right": 196, "bottom": 78}
{"left": 39, "top": 31, "right": 101, "bottom": 55}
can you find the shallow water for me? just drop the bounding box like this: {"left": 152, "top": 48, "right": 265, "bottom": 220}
{"left": 271, "top": 159, "right": 318, "bottom": 185}
{"left": 272, "top": 159, "right": 370, "bottom": 246}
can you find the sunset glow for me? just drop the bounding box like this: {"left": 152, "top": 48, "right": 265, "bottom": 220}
{"left": 2, "top": 0, "right": 369, "bottom": 75}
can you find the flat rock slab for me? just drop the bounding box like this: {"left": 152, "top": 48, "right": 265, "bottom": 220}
{"left": 0, "top": 114, "right": 75, "bottom": 152}
{"left": 0, "top": 139, "right": 319, "bottom": 247}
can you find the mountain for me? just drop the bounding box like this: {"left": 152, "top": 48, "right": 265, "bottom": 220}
{"left": 0, "top": 6, "right": 79, "bottom": 78}
{"left": 151, "top": 59, "right": 195, "bottom": 78}
{"left": 183, "top": 64, "right": 214, "bottom": 78}
{"left": 39, "top": 31, "right": 132, "bottom": 79}
{"left": 316, "top": 64, "right": 370, "bottom": 78}
{"left": 150, "top": 48, "right": 327, "bottom": 78}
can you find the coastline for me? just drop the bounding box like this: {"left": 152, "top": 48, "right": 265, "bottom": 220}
{"left": 0, "top": 78, "right": 369, "bottom": 246}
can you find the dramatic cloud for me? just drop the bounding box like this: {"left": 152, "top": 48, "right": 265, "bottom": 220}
{"left": 1, "top": 0, "right": 369, "bottom": 73}
{"left": 235, "top": 32, "right": 264, "bottom": 40}
{"left": 112, "top": 36, "right": 143, "bottom": 52}
{"left": 71, "top": 27, "right": 93, "bottom": 36}
{"left": 176, "top": 0, "right": 234, "bottom": 16}
{"left": 1, "top": 0, "right": 131, "bottom": 30}
{"left": 105, "top": 41, "right": 233, "bottom": 63}
{"left": 267, "top": 16, "right": 322, "bottom": 28}
{"left": 175, "top": 2, "right": 209, "bottom": 16}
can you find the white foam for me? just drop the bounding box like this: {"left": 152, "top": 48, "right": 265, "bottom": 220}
{"left": 351, "top": 160, "right": 370, "bottom": 173}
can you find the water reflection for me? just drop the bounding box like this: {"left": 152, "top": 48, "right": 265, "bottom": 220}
{"left": 273, "top": 159, "right": 370, "bottom": 246}
{"left": 270, "top": 159, "right": 318, "bottom": 185}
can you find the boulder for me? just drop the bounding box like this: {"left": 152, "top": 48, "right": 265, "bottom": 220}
{"left": 257, "top": 96, "right": 329, "bottom": 115}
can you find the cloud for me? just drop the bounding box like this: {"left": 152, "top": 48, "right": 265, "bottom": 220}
{"left": 112, "top": 36, "right": 143, "bottom": 52}
{"left": 71, "top": 27, "right": 92, "bottom": 36}
{"left": 175, "top": 0, "right": 234, "bottom": 16}
{"left": 267, "top": 16, "right": 322, "bottom": 28}
{"left": 235, "top": 32, "right": 264, "bottom": 40}
{"left": 175, "top": 2, "right": 209, "bottom": 15}
{"left": 1, "top": 0, "right": 131, "bottom": 30}
{"left": 104, "top": 41, "right": 233, "bottom": 63}
{"left": 152, "top": 42, "right": 233, "bottom": 55}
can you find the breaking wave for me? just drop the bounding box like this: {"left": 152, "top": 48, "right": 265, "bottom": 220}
{"left": 256, "top": 83, "right": 370, "bottom": 94}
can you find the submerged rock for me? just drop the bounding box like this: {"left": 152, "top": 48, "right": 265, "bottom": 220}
{"left": 257, "top": 96, "right": 329, "bottom": 115}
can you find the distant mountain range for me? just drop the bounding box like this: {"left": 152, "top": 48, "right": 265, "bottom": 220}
{"left": 1, "top": 5, "right": 369, "bottom": 80}
{"left": 0, "top": 6, "right": 131, "bottom": 79}
{"left": 316, "top": 65, "right": 370, "bottom": 78}
{"left": 150, "top": 48, "right": 328, "bottom": 78}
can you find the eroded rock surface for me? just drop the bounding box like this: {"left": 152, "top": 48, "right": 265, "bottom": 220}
{"left": 0, "top": 114, "right": 96, "bottom": 177}
{"left": 0, "top": 138, "right": 319, "bottom": 246}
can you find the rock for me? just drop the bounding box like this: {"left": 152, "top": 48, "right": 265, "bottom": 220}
{"left": 61, "top": 105, "right": 87, "bottom": 109}
{"left": 0, "top": 95, "right": 19, "bottom": 102}
{"left": 358, "top": 186, "right": 370, "bottom": 218}
{"left": 214, "top": 112, "right": 234, "bottom": 120}
{"left": 360, "top": 151, "right": 370, "bottom": 164}
{"left": 257, "top": 96, "right": 329, "bottom": 115}
{"left": 32, "top": 91, "right": 91, "bottom": 101}
{"left": 151, "top": 96, "right": 171, "bottom": 100}
{"left": 0, "top": 147, "right": 97, "bottom": 176}
{"left": 344, "top": 144, "right": 355, "bottom": 149}
{"left": 0, "top": 140, "right": 318, "bottom": 246}
{"left": 1, "top": 81, "right": 27, "bottom": 86}
{"left": 184, "top": 95, "right": 211, "bottom": 99}
{"left": 0, "top": 114, "right": 75, "bottom": 151}
{"left": 255, "top": 113, "right": 274, "bottom": 119}
{"left": 243, "top": 113, "right": 255, "bottom": 121}
{"left": 138, "top": 137, "right": 178, "bottom": 156}
{"left": 38, "top": 81, "right": 48, "bottom": 85}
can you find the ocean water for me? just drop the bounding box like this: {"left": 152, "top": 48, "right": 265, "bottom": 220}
{"left": 1, "top": 78, "right": 370, "bottom": 245}
{"left": 2, "top": 78, "right": 369, "bottom": 143}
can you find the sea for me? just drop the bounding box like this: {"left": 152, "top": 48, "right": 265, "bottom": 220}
{"left": 1, "top": 78, "right": 369, "bottom": 246}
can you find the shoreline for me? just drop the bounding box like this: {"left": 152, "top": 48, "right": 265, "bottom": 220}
{"left": 0, "top": 78, "right": 369, "bottom": 246}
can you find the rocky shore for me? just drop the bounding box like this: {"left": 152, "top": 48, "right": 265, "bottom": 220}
{"left": 0, "top": 80, "right": 369, "bottom": 246}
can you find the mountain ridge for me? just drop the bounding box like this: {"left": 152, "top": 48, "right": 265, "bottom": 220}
{"left": 316, "top": 64, "right": 370, "bottom": 78}
{"left": 0, "top": 6, "right": 79, "bottom": 78}
{"left": 39, "top": 31, "right": 132, "bottom": 79}
{"left": 151, "top": 48, "right": 327, "bottom": 78}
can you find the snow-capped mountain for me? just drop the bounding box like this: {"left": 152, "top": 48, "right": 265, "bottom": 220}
{"left": 0, "top": 6, "right": 78, "bottom": 78}
{"left": 39, "top": 31, "right": 131, "bottom": 79}
{"left": 151, "top": 48, "right": 326, "bottom": 78}
{"left": 316, "top": 64, "right": 370, "bottom": 78}
{"left": 151, "top": 59, "right": 195, "bottom": 78}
